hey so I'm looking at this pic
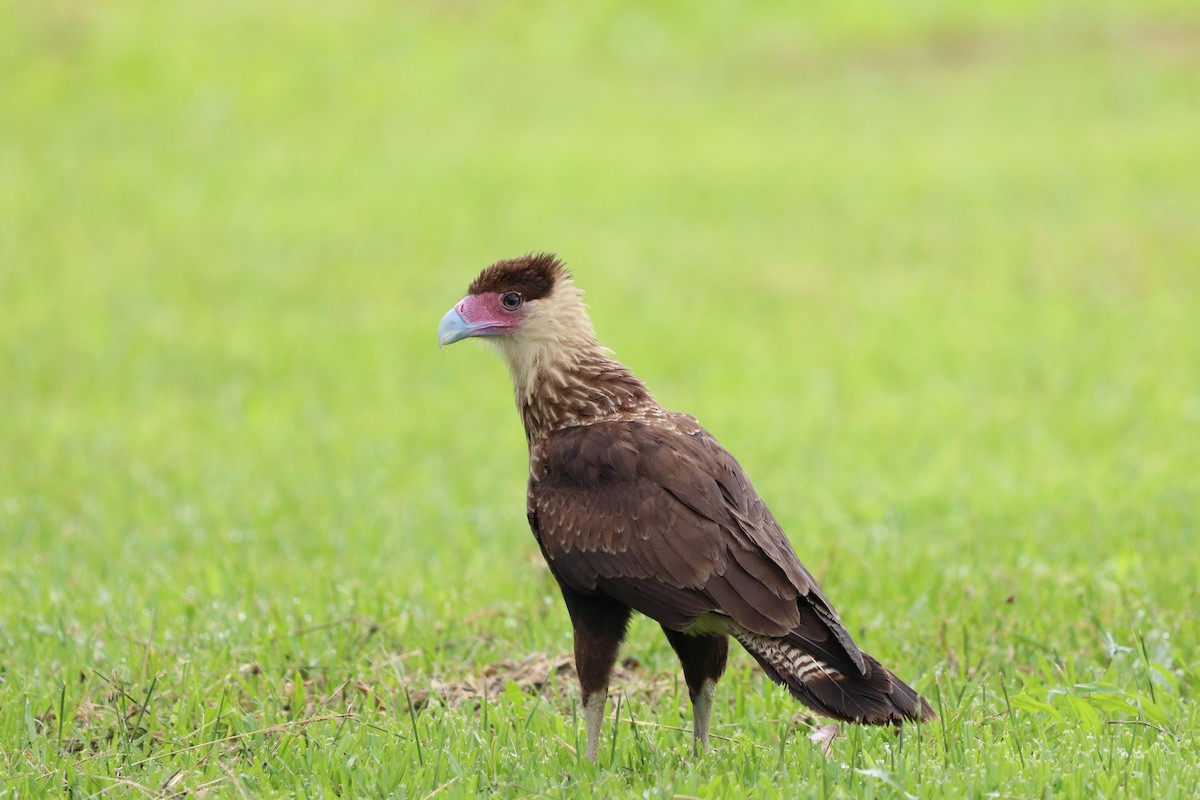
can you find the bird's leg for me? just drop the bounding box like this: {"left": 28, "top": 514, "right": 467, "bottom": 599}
{"left": 662, "top": 628, "right": 729, "bottom": 756}
{"left": 581, "top": 687, "right": 607, "bottom": 763}
{"left": 560, "top": 586, "right": 632, "bottom": 763}
{"left": 691, "top": 677, "right": 717, "bottom": 754}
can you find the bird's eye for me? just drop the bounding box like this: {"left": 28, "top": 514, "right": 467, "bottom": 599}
{"left": 501, "top": 292, "right": 523, "bottom": 310}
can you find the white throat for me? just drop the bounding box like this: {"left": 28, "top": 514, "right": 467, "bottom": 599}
{"left": 491, "top": 279, "right": 604, "bottom": 404}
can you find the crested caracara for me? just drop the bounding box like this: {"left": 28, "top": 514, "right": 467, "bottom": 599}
{"left": 438, "top": 253, "right": 934, "bottom": 762}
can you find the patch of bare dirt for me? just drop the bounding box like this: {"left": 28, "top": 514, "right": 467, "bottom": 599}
{"left": 408, "top": 652, "right": 676, "bottom": 711}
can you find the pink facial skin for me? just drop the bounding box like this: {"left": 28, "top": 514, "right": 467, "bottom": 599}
{"left": 456, "top": 292, "right": 523, "bottom": 337}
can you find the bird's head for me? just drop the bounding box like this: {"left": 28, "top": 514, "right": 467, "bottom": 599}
{"left": 437, "top": 253, "right": 597, "bottom": 352}
{"left": 439, "top": 253, "right": 603, "bottom": 401}
{"left": 440, "top": 253, "right": 651, "bottom": 429}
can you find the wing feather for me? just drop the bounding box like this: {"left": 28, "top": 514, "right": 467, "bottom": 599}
{"left": 528, "top": 417, "right": 862, "bottom": 674}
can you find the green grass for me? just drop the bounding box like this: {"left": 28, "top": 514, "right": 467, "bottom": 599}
{"left": 2, "top": 0, "right": 1198, "bottom": 796}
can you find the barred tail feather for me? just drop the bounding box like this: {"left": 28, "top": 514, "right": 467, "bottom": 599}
{"left": 733, "top": 628, "right": 935, "bottom": 725}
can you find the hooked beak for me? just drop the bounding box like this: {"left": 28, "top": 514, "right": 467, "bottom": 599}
{"left": 437, "top": 305, "right": 475, "bottom": 349}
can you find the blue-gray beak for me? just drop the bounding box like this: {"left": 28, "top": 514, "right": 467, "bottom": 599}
{"left": 438, "top": 306, "right": 474, "bottom": 349}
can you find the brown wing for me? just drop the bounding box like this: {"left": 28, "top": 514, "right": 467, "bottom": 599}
{"left": 528, "top": 418, "right": 865, "bottom": 672}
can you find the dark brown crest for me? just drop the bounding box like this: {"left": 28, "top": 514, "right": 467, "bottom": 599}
{"left": 468, "top": 252, "right": 567, "bottom": 301}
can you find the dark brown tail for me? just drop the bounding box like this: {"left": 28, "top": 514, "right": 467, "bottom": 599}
{"left": 732, "top": 626, "right": 935, "bottom": 725}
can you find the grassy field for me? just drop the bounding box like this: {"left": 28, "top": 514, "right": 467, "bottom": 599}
{"left": 2, "top": 1, "right": 1198, "bottom": 796}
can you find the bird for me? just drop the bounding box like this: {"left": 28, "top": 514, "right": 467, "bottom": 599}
{"left": 437, "top": 253, "right": 934, "bottom": 762}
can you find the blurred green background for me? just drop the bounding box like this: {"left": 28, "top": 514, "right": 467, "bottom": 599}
{"left": 2, "top": 1, "right": 1198, "bottom": 796}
